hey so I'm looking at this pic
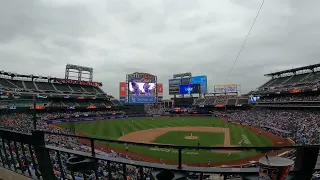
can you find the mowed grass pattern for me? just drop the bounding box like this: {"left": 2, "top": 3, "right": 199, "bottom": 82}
{"left": 153, "top": 131, "right": 225, "bottom": 146}
{"left": 58, "top": 117, "right": 273, "bottom": 163}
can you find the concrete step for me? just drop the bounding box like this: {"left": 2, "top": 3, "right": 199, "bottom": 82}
{"left": 0, "top": 167, "right": 31, "bottom": 180}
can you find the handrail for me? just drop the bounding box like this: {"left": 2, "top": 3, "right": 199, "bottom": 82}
{"left": 45, "top": 145, "right": 304, "bottom": 174}
{"left": 0, "top": 123, "right": 319, "bottom": 179}
{"left": 45, "top": 145, "right": 260, "bottom": 174}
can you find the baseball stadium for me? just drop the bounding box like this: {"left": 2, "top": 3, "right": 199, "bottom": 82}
{"left": 4, "top": 0, "right": 320, "bottom": 179}
{"left": 56, "top": 115, "right": 289, "bottom": 166}
{"left": 0, "top": 63, "right": 320, "bottom": 180}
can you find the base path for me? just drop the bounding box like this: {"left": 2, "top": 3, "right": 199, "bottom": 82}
{"left": 118, "top": 127, "right": 230, "bottom": 143}
{"left": 118, "top": 126, "right": 234, "bottom": 153}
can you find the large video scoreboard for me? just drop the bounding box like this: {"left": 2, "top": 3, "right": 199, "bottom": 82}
{"left": 119, "top": 72, "right": 163, "bottom": 104}
{"left": 179, "top": 84, "right": 201, "bottom": 94}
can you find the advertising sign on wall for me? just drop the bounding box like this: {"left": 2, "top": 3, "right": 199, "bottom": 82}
{"left": 129, "top": 96, "right": 156, "bottom": 103}
{"left": 119, "top": 82, "right": 127, "bottom": 97}
{"left": 119, "top": 97, "right": 126, "bottom": 104}
{"left": 214, "top": 84, "right": 237, "bottom": 93}
{"left": 157, "top": 83, "right": 163, "bottom": 97}
{"left": 191, "top": 75, "right": 207, "bottom": 94}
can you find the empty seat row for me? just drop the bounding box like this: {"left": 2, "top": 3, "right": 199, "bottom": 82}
{"left": 0, "top": 79, "right": 16, "bottom": 88}
{"left": 283, "top": 74, "right": 308, "bottom": 85}
{"left": 226, "top": 99, "right": 237, "bottom": 105}
{"left": 0, "top": 78, "right": 106, "bottom": 94}
{"left": 259, "top": 72, "right": 320, "bottom": 90}
{"left": 36, "top": 82, "right": 55, "bottom": 91}
{"left": 237, "top": 98, "right": 249, "bottom": 104}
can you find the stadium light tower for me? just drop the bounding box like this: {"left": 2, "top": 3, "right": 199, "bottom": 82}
{"left": 65, "top": 64, "right": 93, "bottom": 82}
{"left": 173, "top": 72, "right": 192, "bottom": 79}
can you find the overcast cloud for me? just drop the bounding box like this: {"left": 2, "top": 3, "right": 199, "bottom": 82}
{"left": 1, "top": 0, "right": 320, "bottom": 98}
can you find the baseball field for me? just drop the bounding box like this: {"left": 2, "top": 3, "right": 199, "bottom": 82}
{"left": 56, "top": 116, "right": 291, "bottom": 166}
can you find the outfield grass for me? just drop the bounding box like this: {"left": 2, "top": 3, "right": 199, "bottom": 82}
{"left": 57, "top": 117, "right": 273, "bottom": 163}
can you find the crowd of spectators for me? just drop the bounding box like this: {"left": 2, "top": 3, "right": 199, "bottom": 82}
{"left": 0, "top": 99, "right": 122, "bottom": 111}
{"left": 229, "top": 108, "right": 320, "bottom": 145}
{"left": 0, "top": 111, "right": 125, "bottom": 133}
{"left": 144, "top": 104, "right": 167, "bottom": 114}
{"left": 0, "top": 111, "right": 153, "bottom": 179}
{"left": 258, "top": 84, "right": 320, "bottom": 94}
{"left": 1, "top": 107, "right": 320, "bottom": 179}
{"left": 193, "top": 96, "right": 227, "bottom": 106}
{"left": 257, "top": 95, "right": 320, "bottom": 102}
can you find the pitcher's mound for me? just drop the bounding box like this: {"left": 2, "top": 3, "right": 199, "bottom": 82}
{"left": 185, "top": 136, "right": 198, "bottom": 140}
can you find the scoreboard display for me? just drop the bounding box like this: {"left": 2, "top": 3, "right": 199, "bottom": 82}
{"left": 179, "top": 84, "right": 200, "bottom": 94}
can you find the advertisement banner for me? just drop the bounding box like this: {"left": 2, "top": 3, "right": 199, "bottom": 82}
{"left": 55, "top": 78, "right": 102, "bottom": 87}
{"left": 30, "top": 105, "right": 45, "bottom": 110}
{"left": 168, "top": 77, "right": 190, "bottom": 95}
{"left": 87, "top": 105, "right": 97, "bottom": 109}
{"left": 224, "top": 84, "right": 237, "bottom": 92}
{"left": 127, "top": 72, "right": 156, "bottom": 103}
{"left": 214, "top": 84, "right": 237, "bottom": 93}
{"left": 215, "top": 104, "right": 225, "bottom": 107}
{"left": 191, "top": 75, "right": 207, "bottom": 94}
{"left": 214, "top": 85, "right": 225, "bottom": 93}
{"left": 119, "top": 82, "right": 127, "bottom": 97}
{"left": 129, "top": 96, "right": 156, "bottom": 103}
{"left": 169, "top": 79, "right": 180, "bottom": 95}
{"left": 291, "top": 89, "right": 303, "bottom": 93}
{"left": 157, "top": 83, "right": 163, "bottom": 97}
{"left": 119, "top": 97, "right": 126, "bottom": 104}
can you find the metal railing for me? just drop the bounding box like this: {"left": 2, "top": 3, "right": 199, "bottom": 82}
{"left": 0, "top": 128, "right": 320, "bottom": 180}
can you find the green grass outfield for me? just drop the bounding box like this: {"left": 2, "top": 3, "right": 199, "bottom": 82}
{"left": 58, "top": 117, "right": 273, "bottom": 163}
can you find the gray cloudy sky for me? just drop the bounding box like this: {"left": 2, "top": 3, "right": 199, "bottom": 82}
{"left": 1, "top": 0, "right": 320, "bottom": 98}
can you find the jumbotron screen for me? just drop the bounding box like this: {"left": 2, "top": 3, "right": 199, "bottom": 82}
{"left": 129, "top": 82, "right": 156, "bottom": 96}
{"left": 179, "top": 84, "right": 200, "bottom": 94}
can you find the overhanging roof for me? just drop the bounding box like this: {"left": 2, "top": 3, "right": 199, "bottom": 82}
{"left": 0, "top": 71, "right": 50, "bottom": 79}
{"left": 264, "top": 63, "right": 320, "bottom": 77}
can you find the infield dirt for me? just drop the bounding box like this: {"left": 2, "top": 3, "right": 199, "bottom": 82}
{"left": 118, "top": 126, "right": 238, "bottom": 153}
{"left": 118, "top": 127, "right": 228, "bottom": 142}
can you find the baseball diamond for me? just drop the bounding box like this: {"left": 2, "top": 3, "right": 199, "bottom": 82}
{"left": 58, "top": 116, "right": 293, "bottom": 166}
